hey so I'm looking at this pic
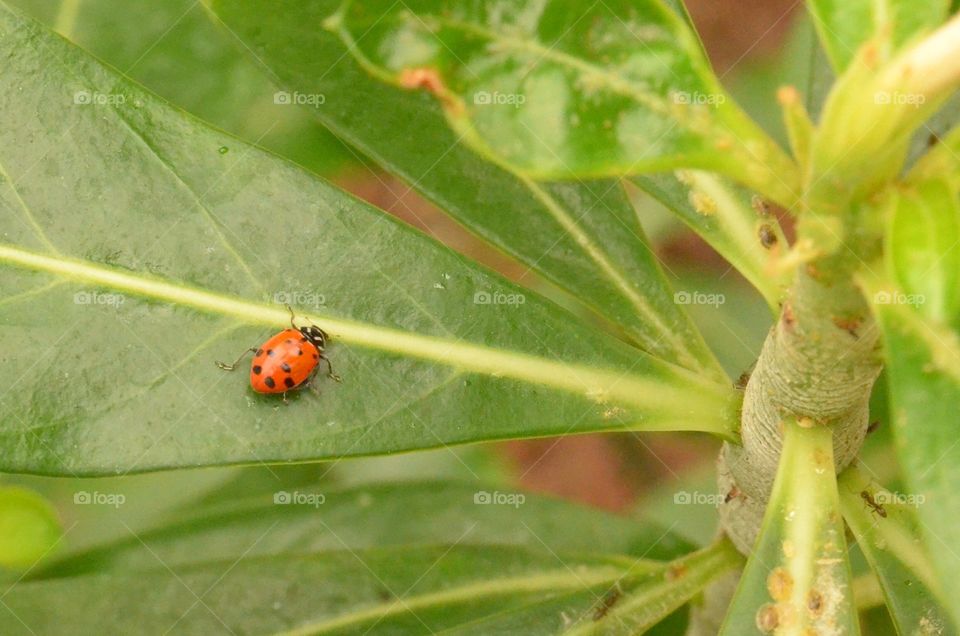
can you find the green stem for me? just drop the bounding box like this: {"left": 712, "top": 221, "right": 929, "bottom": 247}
{"left": 719, "top": 266, "right": 882, "bottom": 553}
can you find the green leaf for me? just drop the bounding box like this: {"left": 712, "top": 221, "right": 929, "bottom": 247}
{"left": 0, "top": 486, "right": 61, "bottom": 569}
{"left": 0, "top": 3, "right": 739, "bottom": 475}
{"left": 42, "top": 480, "right": 695, "bottom": 576}
{"left": 809, "top": 14, "right": 960, "bottom": 207}
{"left": 885, "top": 178, "right": 960, "bottom": 325}
{"left": 208, "top": 0, "right": 725, "bottom": 377}
{"left": 807, "top": 0, "right": 950, "bottom": 73}
{"left": 631, "top": 171, "right": 788, "bottom": 311}
{"left": 721, "top": 419, "right": 859, "bottom": 635}
{"left": 8, "top": 0, "right": 352, "bottom": 175}
{"left": 3, "top": 542, "right": 739, "bottom": 635}
{"left": 839, "top": 467, "right": 952, "bottom": 635}
{"left": 316, "top": 0, "right": 799, "bottom": 206}
{"left": 862, "top": 272, "right": 960, "bottom": 631}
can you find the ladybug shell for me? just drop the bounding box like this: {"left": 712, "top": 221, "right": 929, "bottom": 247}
{"left": 250, "top": 329, "right": 321, "bottom": 394}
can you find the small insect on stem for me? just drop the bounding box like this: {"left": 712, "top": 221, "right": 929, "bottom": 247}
{"left": 751, "top": 195, "right": 772, "bottom": 217}
{"left": 860, "top": 490, "right": 887, "bottom": 518}
{"left": 867, "top": 420, "right": 880, "bottom": 434}
{"left": 758, "top": 223, "right": 778, "bottom": 249}
{"left": 592, "top": 587, "right": 622, "bottom": 621}
{"left": 724, "top": 485, "right": 741, "bottom": 503}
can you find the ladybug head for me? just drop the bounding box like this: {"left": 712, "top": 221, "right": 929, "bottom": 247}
{"left": 299, "top": 325, "right": 328, "bottom": 350}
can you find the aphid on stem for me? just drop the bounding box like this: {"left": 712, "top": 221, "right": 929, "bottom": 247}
{"left": 861, "top": 490, "right": 887, "bottom": 518}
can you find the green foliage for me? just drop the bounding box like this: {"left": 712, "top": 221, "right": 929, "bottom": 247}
{"left": 839, "top": 468, "right": 950, "bottom": 635}
{"left": 1, "top": 0, "right": 960, "bottom": 632}
{"left": 318, "top": 0, "right": 800, "bottom": 205}
{"left": 720, "top": 421, "right": 858, "bottom": 635}
{"left": 0, "top": 486, "right": 61, "bottom": 569}
{"left": 807, "top": 0, "right": 950, "bottom": 73}
{"left": 3, "top": 542, "right": 738, "bottom": 635}
{"left": 0, "top": 2, "right": 738, "bottom": 474}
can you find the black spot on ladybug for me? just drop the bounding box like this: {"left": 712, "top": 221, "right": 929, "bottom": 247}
{"left": 256, "top": 349, "right": 263, "bottom": 356}
{"left": 313, "top": 353, "right": 319, "bottom": 360}
{"left": 267, "top": 349, "right": 275, "bottom": 357}
{"left": 296, "top": 348, "right": 303, "bottom": 356}
{"left": 264, "top": 376, "right": 276, "bottom": 389}
{"left": 285, "top": 338, "right": 293, "bottom": 344}
{"left": 284, "top": 377, "right": 295, "bottom": 388}
{"left": 300, "top": 336, "right": 308, "bottom": 343}
{"left": 281, "top": 362, "right": 292, "bottom": 373}
{"left": 252, "top": 365, "right": 262, "bottom": 375}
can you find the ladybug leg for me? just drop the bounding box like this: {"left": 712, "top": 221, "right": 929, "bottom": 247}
{"left": 216, "top": 347, "right": 256, "bottom": 371}
{"left": 304, "top": 377, "right": 322, "bottom": 396}
{"left": 322, "top": 354, "right": 342, "bottom": 383}
{"left": 286, "top": 304, "right": 298, "bottom": 330}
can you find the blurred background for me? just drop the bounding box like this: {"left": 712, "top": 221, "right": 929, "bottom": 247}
{"left": 2, "top": 1, "right": 899, "bottom": 628}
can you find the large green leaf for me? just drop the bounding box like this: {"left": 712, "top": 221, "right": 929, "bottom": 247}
{"left": 209, "top": 0, "right": 725, "bottom": 377}
{"left": 1, "top": 542, "right": 739, "bottom": 635}
{"left": 0, "top": 3, "right": 738, "bottom": 475}
{"left": 42, "top": 480, "right": 695, "bottom": 576}
{"left": 807, "top": 0, "right": 950, "bottom": 73}
{"left": 315, "top": 0, "right": 799, "bottom": 206}
{"left": 720, "top": 420, "right": 859, "bottom": 635}
{"left": 862, "top": 273, "right": 960, "bottom": 630}
{"left": 839, "top": 467, "right": 952, "bottom": 635}
{"left": 884, "top": 178, "right": 960, "bottom": 325}
{"left": 8, "top": 0, "right": 351, "bottom": 175}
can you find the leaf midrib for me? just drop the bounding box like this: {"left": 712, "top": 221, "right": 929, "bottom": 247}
{"left": 0, "top": 243, "right": 738, "bottom": 436}
{"left": 274, "top": 565, "right": 624, "bottom": 636}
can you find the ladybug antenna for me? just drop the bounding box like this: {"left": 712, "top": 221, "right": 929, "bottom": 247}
{"left": 286, "top": 304, "right": 297, "bottom": 330}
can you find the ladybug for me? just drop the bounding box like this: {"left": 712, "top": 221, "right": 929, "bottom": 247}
{"left": 216, "top": 306, "right": 340, "bottom": 399}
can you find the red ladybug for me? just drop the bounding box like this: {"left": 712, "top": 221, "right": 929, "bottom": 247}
{"left": 217, "top": 306, "right": 340, "bottom": 398}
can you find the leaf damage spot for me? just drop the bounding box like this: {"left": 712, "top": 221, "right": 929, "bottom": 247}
{"left": 397, "top": 67, "right": 463, "bottom": 115}
{"left": 689, "top": 190, "right": 717, "bottom": 216}
{"left": 767, "top": 567, "right": 793, "bottom": 602}
{"left": 755, "top": 602, "right": 780, "bottom": 632}
{"left": 666, "top": 563, "right": 688, "bottom": 581}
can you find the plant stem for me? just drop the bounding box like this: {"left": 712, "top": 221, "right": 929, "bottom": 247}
{"left": 687, "top": 262, "right": 882, "bottom": 633}
{"left": 718, "top": 265, "right": 882, "bottom": 553}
